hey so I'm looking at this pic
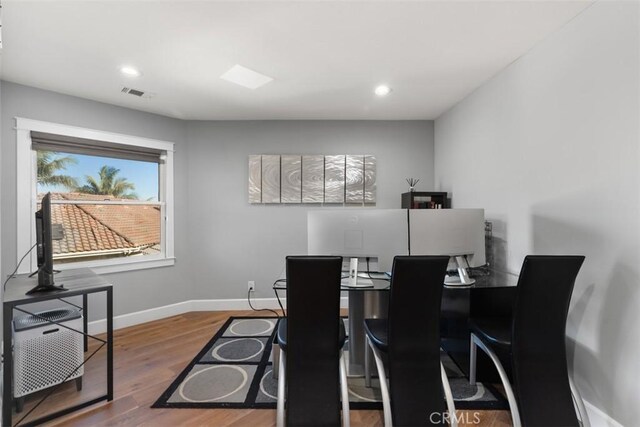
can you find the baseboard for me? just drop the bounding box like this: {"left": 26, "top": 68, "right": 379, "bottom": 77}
{"left": 88, "top": 300, "right": 191, "bottom": 335}
{"left": 584, "top": 399, "right": 623, "bottom": 427}
{"left": 88, "top": 297, "right": 349, "bottom": 335}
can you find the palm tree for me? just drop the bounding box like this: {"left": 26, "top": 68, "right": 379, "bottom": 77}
{"left": 37, "top": 151, "right": 78, "bottom": 189}
{"left": 76, "top": 165, "right": 138, "bottom": 199}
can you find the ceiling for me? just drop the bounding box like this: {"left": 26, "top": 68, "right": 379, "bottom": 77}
{"left": 1, "top": 1, "right": 592, "bottom": 120}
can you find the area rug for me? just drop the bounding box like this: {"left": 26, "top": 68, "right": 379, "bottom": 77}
{"left": 152, "top": 316, "right": 508, "bottom": 410}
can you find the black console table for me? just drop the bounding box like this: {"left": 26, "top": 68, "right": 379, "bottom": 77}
{"left": 2, "top": 268, "right": 113, "bottom": 426}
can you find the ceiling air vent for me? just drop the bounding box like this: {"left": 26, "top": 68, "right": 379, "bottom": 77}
{"left": 121, "top": 87, "right": 155, "bottom": 98}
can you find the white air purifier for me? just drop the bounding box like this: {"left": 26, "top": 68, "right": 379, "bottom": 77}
{"left": 12, "top": 308, "right": 84, "bottom": 412}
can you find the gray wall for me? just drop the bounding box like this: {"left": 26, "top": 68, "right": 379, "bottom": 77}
{"left": 434, "top": 1, "right": 639, "bottom": 424}
{"left": 1, "top": 83, "right": 436, "bottom": 313}
{"left": 186, "top": 120, "right": 435, "bottom": 299}
{"left": 0, "top": 81, "right": 192, "bottom": 318}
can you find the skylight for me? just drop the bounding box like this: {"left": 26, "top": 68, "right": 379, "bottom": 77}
{"left": 220, "top": 65, "right": 273, "bottom": 90}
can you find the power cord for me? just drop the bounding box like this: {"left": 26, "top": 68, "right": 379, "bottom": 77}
{"left": 273, "top": 279, "right": 286, "bottom": 316}
{"left": 3, "top": 243, "right": 38, "bottom": 292}
{"left": 247, "top": 289, "right": 280, "bottom": 318}
{"left": 364, "top": 256, "right": 391, "bottom": 282}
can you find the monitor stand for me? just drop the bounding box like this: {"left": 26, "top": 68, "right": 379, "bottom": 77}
{"left": 26, "top": 270, "right": 68, "bottom": 295}
{"left": 444, "top": 256, "right": 476, "bottom": 286}
{"left": 26, "top": 284, "right": 67, "bottom": 296}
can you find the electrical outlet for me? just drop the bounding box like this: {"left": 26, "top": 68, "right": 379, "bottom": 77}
{"left": 248, "top": 281, "right": 255, "bottom": 293}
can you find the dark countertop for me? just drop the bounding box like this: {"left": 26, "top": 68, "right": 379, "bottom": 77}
{"left": 458, "top": 270, "right": 519, "bottom": 289}
{"left": 3, "top": 268, "right": 111, "bottom": 305}
{"left": 273, "top": 269, "right": 518, "bottom": 292}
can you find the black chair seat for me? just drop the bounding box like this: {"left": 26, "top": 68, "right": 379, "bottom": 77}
{"left": 277, "top": 318, "right": 346, "bottom": 352}
{"left": 363, "top": 318, "right": 388, "bottom": 352}
{"left": 469, "top": 317, "right": 512, "bottom": 349}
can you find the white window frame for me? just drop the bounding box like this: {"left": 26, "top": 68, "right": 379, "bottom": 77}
{"left": 15, "top": 117, "right": 175, "bottom": 275}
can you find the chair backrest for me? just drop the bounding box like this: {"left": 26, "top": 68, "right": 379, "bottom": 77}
{"left": 285, "top": 255, "right": 343, "bottom": 427}
{"left": 512, "top": 255, "right": 585, "bottom": 427}
{"left": 387, "top": 255, "right": 450, "bottom": 426}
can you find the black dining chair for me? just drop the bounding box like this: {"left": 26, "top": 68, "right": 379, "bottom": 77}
{"left": 364, "top": 255, "right": 456, "bottom": 427}
{"left": 469, "top": 255, "right": 590, "bottom": 427}
{"left": 276, "top": 256, "right": 350, "bottom": 427}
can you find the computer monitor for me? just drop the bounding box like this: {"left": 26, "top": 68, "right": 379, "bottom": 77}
{"left": 409, "top": 209, "right": 485, "bottom": 285}
{"left": 28, "top": 193, "right": 66, "bottom": 295}
{"left": 307, "top": 209, "right": 408, "bottom": 273}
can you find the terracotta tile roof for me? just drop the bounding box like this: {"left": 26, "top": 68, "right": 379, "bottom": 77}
{"left": 78, "top": 204, "right": 160, "bottom": 247}
{"left": 44, "top": 193, "right": 160, "bottom": 256}
{"left": 51, "top": 203, "right": 135, "bottom": 254}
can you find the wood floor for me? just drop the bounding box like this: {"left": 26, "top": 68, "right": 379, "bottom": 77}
{"left": 24, "top": 311, "right": 512, "bottom": 427}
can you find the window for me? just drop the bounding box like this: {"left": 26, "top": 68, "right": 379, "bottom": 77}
{"left": 16, "top": 118, "right": 175, "bottom": 274}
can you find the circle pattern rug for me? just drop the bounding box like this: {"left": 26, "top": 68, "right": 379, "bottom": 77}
{"left": 152, "top": 316, "right": 508, "bottom": 410}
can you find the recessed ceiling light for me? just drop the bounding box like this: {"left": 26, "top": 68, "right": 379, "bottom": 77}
{"left": 120, "top": 66, "right": 141, "bottom": 77}
{"left": 374, "top": 85, "right": 392, "bottom": 97}
{"left": 220, "top": 65, "right": 273, "bottom": 90}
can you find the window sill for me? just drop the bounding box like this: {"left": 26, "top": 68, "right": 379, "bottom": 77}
{"left": 56, "top": 256, "right": 176, "bottom": 275}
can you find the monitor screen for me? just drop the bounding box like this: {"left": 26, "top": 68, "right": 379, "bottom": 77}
{"left": 27, "top": 193, "right": 66, "bottom": 295}
{"left": 307, "top": 209, "right": 408, "bottom": 273}
{"left": 36, "top": 193, "right": 55, "bottom": 278}
{"left": 408, "top": 208, "right": 486, "bottom": 267}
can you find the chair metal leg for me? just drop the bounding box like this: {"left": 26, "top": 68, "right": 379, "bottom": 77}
{"left": 339, "top": 351, "right": 351, "bottom": 427}
{"left": 469, "top": 334, "right": 477, "bottom": 386}
{"left": 277, "top": 349, "right": 286, "bottom": 427}
{"left": 440, "top": 362, "right": 458, "bottom": 427}
{"left": 367, "top": 336, "right": 392, "bottom": 427}
{"left": 364, "top": 336, "right": 372, "bottom": 387}
{"left": 569, "top": 375, "right": 591, "bottom": 427}
{"left": 471, "top": 334, "right": 521, "bottom": 427}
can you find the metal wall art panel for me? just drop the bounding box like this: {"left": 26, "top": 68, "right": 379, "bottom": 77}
{"left": 364, "top": 155, "right": 377, "bottom": 203}
{"left": 324, "top": 155, "right": 346, "bottom": 203}
{"left": 302, "top": 155, "right": 324, "bottom": 203}
{"left": 281, "top": 155, "right": 302, "bottom": 203}
{"left": 248, "top": 155, "right": 262, "bottom": 203}
{"left": 249, "top": 154, "right": 375, "bottom": 204}
{"left": 345, "top": 155, "right": 364, "bottom": 203}
{"left": 261, "top": 155, "right": 281, "bottom": 203}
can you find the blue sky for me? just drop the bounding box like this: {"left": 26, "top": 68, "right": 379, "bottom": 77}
{"left": 38, "top": 153, "right": 159, "bottom": 201}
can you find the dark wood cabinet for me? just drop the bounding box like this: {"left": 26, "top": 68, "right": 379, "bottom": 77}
{"left": 401, "top": 191, "right": 449, "bottom": 209}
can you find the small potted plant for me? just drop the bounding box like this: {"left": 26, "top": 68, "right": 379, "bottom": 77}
{"left": 406, "top": 178, "right": 420, "bottom": 192}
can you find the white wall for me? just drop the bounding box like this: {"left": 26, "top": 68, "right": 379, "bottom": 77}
{"left": 186, "top": 120, "right": 434, "bottom": 299}
{"left": 434, "top": 2, "right": 639, "bottom": 425}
